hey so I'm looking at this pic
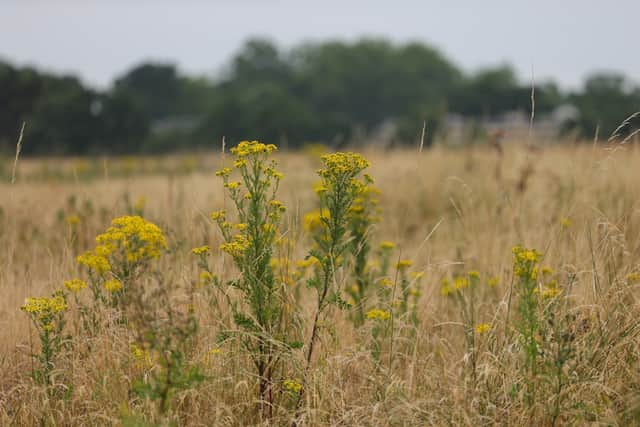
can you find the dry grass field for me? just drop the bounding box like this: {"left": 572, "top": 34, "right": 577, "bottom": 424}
{"left": 2, "top": 142, "right": 640, "bottom": 426}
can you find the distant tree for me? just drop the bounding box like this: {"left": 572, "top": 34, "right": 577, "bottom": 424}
{"left": 113, "top": 63, "right": 182, "bottom": 120}
{"left": 451, "top": 65, "right": 529, "bottom": 117}
{"left": 569, "top": 72, "right": 640, "bottom": 139}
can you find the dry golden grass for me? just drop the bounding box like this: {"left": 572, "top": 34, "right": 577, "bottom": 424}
{"left": 2, "top": 143, "right": 640, "bottom": 425}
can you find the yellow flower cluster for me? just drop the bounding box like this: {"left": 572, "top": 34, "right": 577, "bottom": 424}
{"left": 379, "top": 241, "right": 395, "bottom": 250}
{"left": 365, "top": 308, "right": 391, "bottom": 321}
{"left": 317, "top": 152, "right": 370, "bottom": 178}
{"left": 198, "top": 271, "right": 215, "bottom": 286}
{"left": 79, "top": 216, "right": 167, "bottom": 272}
{"left": 220, "top": 234, "right": 250, "bottom": 257}
{"left": 230, "top": 140, "right": 277, "bottom": 157}
{"left": 64, "top": 278, "right": 87, "bottom": 293}
{"left": 303, "top": 209, "right": 330, "bottom": 233}
{"left": 21, "top": 295, "right": 67, "bottom": 315}
{"left": 539, "top": 280, "right": 561, "bottom": 299}
{"left": 77, "top": 252, "right": 111, "bottom": 274}
{"left": 512, "top": 245, "right": 542, "bottom": 279}
{"left": 283, "top": 379, "right": 302, "bottom": 393}
{"left": 65, "top": 214, "right": 81, "bottom": 226}
{"left": 131, "top": 344, "right": 153, "bottom": 369}
{"left": 191, "top": 245, "right": 210, "bottom": 255}
{"left": 454, "top": 276, "right": 469, "bottom": 290}
{"left": 396, "top": 259, "right": 413, "bottom": 270}
{"left": 104, "top": 279, "right": 123, "bottom": 293}
{"left": 512, "top": 245, "right": 542, "bottom": 263}
{"left": 475, "top": 323, "right": 491, "bottom": 334}
{"left": 487, "top": 276, "right": 500, "bottom": 287}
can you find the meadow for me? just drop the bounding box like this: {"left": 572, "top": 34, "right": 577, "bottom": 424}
{"left": 2, "top": 141, "right": 640, "bottom": 426}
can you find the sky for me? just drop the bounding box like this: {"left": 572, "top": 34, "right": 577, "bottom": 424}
{"left": 1, "top": 0, "right": 637, "bottom": 90}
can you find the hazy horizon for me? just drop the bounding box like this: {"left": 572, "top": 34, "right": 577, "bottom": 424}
{"left": 1, "top": 0, "right": 638, "bottom": 90}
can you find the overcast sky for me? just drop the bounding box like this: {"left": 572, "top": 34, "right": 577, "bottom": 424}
{"left": 1, "top": 0, "right": 637, "bottom": 90}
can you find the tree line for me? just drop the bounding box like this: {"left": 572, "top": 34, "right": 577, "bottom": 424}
{"left": 1, "top": 38, "right": 639, "bottom": 155}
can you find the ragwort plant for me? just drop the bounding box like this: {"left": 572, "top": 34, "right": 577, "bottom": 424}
{"left": 20, "top": 291, "right": 69, "bottom": 388}
{"left": 344, "top": 180, "right": 381, "bottom": 326}
{"left": 76, "top": 215, "right": 167, "bottom": 322}
{"left": 209, "top": 140, "right": 297, "bottom": 419}
{"left": 296, "top": 152, "right": 370, "bottom": 407}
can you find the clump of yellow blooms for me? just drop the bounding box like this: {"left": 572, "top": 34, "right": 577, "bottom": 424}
{"left": 365, "top": 308, "right": 392, "bottom": 321}
{"left": 626, "top": 272, "right": 640, "bottom": 283}
{"left": 78, "top": 215, "right": 167, "bottom": 274}
{"left": 283, "top": 379, "right": 302, "bottom": 393}
{"left": 303, "top": 209, "right": 330, "bottom": 233}
{"left": 64, "top": 278, "right": 87, "bottom": 293}
{"left": 317, "top": 152, "right": 370, "bottom": 179}
{"left": 191, "top": 245, "right": 210, "bottom": 255}
{"left": 487, "top": 276, "right": 500, "bottom": 287}
{"left": 104, "top": 279, "right": 123, "bottom": 293}
{"left": 539, "top": 280, "right": 562, "bottom": 299}
{"left": 210, "top": 210, "right": 225, "bottom": 221}
{"left": 77, "top": 252, "right": 111, "bottom": 274}
{"left": 475, "top": 323, "right": 491, "bottom": 334}
{"left": 21, "top": 294, "right": 68, "bottom": 332}
{"left": 65, "top": 214, "right": 81, "bottom": 226}
{"left": 396, "top": 259, "right": 413, "bottom": 270}
{"left": 131, "top": 344, "right": 153, "bottom": 369}
{"left": 219, "top": 234, "right": 251, "bottom": 258}
{"left": 454, "top": 276, "right": 470, "bottom": 290}
{"left": 441, "top": 278, "right": 452, "bottom": 296}
{"left": 512, "top": 245, "right": 542, "bottom": 263}
{"left": 379, "top": 241, "right": 395, "bottom": 250}
{"left": 230, "top": 140, "right": 277, "bottom": 157}
{"left": 21, "top": 295, "right": 68, "bottom": 316}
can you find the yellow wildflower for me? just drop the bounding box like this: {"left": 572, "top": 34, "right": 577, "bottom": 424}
{"left": 104, "top": 279, "right": 123, "bottom": 293}
{"left": 365, "top": 309, "right": 391, "bottom": 321}
{"left": 379, "top": 241, "right": 395, "bottom": 250}
{"left": 215, "top": 167, "right": 232, "bottom": 177}
{"left": 64, "top": 278, "right": 87, "bottom": 293}
{"left": 396, "top": 259, "right": 413, "bottom": 270}
{"left": 475, "top": 323, "right": 491, "bottom": 334}
{"left": 283, "top": 379, "right": 302, "bottom": 393}
{"left": 454, "top": 276, "right": 469, "bottom": 290}
{"left": 210, "top": 210, "right": 226, "bottom": 221}
{"left": 191, "top": 245, "right": 210, "bottom": 255}
{"left": 65, "top": 215, "right": 81, "bottom": 226}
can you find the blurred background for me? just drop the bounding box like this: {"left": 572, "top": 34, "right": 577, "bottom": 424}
{"left": 1, "top": 0, "right": 638, "bottom": 156}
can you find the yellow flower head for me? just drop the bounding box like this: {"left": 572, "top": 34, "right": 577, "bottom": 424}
{"left": 104, "top": 279, "right": 123, "bottom": 293}
{"left": 220, "top": 234, "right": 250, "bottom": 258}
{"left": 191, "top": 245, "right": 210, "bottom": 255}
{"left": 91, "top": 216, "right": 167, "bottom": 265}
{"left": 230, "top": 140, "right": 277, "bottom": 158}
{"left": 454, "top": 276, "right": 469, "bottom": 290}
{"left": 283, "top": 379, "right": 302, "bottom": 393}
{"left": 396, "top": 259, "right": 413, "bottom": 270}
{"left": 475, "top": 323, "right": 491, "bottom": 334}
{"left": 365, "top": 308, "right": 391, "bottom": 321}
{"left": 65, "top": 214, "right": 81, "bottom": 226}
{"left": 77, "top": 252, "right": 111, "bottom": 274}
{"left": 379, "top": 241, "right": 395, "bottom": 250}
{"left": 303, "top": 209, "right": 330, "bottom": 233}
{"left": 21, "top": 295, "right": 67, "bottom": 315}
{"left": 64, "top": 278, "right": 87, "bottom": 293}
{"left": 215, "top": 167, "right": 232, "bottom": 177}
{"left": 210, "top": 210, "right": 226, "bottom": 221}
